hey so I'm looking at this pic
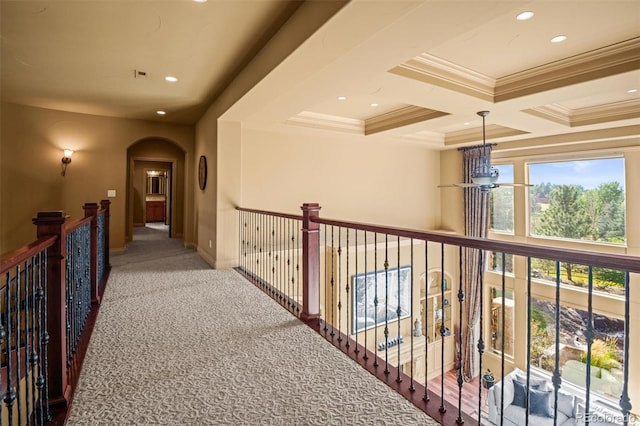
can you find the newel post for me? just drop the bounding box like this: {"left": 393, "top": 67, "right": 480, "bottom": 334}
{"left": 301, "top": 203, "right": 321, "bottom": 328}
{"left": 32, "top": 211, "right": 71, "bottom": 409}
{"left": 100, "top": 199, "right": 111, "bottom": 269}
{"left": 83, "top": 202, "right": 100, "bottom": 304}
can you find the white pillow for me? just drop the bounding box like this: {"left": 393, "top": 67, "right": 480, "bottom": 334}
{"left": 555, "top": 390, "right": 574, "bottom": 418}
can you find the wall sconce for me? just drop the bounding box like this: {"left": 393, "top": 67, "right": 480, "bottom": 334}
{"left": 61, "top": 149, "right": 73, "bottom": 176}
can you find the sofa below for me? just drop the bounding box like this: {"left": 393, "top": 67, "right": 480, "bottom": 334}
{"left": 487, "top": 368, "right": 624, "bottom": 426}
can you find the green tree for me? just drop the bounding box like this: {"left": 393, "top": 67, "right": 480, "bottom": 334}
{"left": 594, "top": 182, "right": 625, "bottom": 242}
{"left": 535, "top": 185, "right": 589, "bottom": 281}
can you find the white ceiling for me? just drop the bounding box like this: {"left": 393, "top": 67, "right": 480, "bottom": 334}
{"left": 2, "top": 0, "right": 639, "bottom": 151}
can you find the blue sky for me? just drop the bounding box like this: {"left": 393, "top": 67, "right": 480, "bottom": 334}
{"left": 495, "top": 158, "right": 625, "bottom": 190}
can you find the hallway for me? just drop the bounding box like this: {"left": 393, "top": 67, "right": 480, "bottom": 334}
{"left": 65, "top": 226, "right": 438, "bottom": 425}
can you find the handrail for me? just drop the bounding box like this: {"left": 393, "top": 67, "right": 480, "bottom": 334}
{"left": 0, "top": 235, "right": 57, "bottom": 274}
{"left": 312, "top": 216, "right": 640, "bottom": 273}
{"left": 66, "top": 214, "right": 92, "bottom": 233}
{"left": 236, "top": 206, "right": 303, "bottom": 221}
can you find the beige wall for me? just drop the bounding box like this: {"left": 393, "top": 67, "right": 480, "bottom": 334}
{"left": 0, "top": 103, "right": 195, "bottom": 253}
{"left": 241, "top": 127, "right": 441, "bottom": 230}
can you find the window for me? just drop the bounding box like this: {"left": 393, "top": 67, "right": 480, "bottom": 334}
{"left": 490, "top": 288, "right": 514, "bottom": 356}
{"left": 487, "top": 251, "right": 513, "bottom": 274}
{"left": 528, "top": 158, "right": 625, "bottom": 244}
{"left": 490, "top": 164, "right": 514, "bottom": 233}
{"left": 529, "top": 258, "right": 626, "bottom": 295}
{"left": 529, "top": 296, "right": 624, "bottom": 400}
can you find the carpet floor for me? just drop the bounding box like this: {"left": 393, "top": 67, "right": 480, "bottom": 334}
{"left": 66, "top": 226, "right": 438, "bottom": 425}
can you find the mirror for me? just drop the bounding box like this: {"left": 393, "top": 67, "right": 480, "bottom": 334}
{"left": 146, "top": 171, "right": 165, "bottom": 195}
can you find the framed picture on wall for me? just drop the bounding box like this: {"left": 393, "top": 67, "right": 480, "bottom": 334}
{"left": 351, "top": 266, "right": 412, "bottom": 334}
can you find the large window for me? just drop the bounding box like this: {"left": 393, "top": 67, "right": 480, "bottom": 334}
{"left": 490, "top": 288, "right": 514, "bottom": 357}
{"left": 529, "top": 296, "right": 625, "bottom": 400}
{"left": 528, "top": 158, "right": 625, "bottom": 244}
{"left": 490, "top": 164, "right": 514, "bottom": 233}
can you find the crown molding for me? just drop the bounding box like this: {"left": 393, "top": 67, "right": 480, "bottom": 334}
{"left": 285, "top": 111, "right": 363, "bottom": 134}
{"left": 525, "top": 98, "right": 640, "bottom": 127}
{"left": 389, "top": 38, "right": 640, "bottom": 103}
{"left": 444, "top": 124, "right": 528, "bottom": 146}
{"left": 496, "top": 38, "right": 640, "bottom": 102}
{"left": 364, "top": 105, "right": 449, "bottom": 135}
{"left": 388, "top": 54, "right": 495, "bottom": 101}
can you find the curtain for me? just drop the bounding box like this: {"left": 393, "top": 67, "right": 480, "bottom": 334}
{"left": 460, "top": 144, "right": 492, "bottom": 381}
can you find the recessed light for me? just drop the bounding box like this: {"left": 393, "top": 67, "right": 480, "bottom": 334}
{"left": 516, "top": 11, "right": 534, "bottom": 21}
{"left": 551, "top": 35, "right": 567, "bottom": 43}
{"left": 165, "top": 76, "right": 178, "bottom": 82}
{"left": 370, "top": 103, "right": 379, "bottom": 107}
{"left": 627, "top": 88, "right": 638, "bottom": 94}
{"left": 193, "top": 0, "right": 207, "bottom": 3}
{"left": 156, "top": 111, "right": 166, "bottom": 115}
{"left": 337, "top": 96, "right": 346, "bottom": 101}
{"left": 463, "top": 122, "right": 470, "bottom": 126}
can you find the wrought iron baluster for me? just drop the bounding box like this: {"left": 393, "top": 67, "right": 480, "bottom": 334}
{"left": 362, "top": 231, "right": 368, "bottom": 361}
{"left": 525, "top": 257, "right": 532, "bottom": 426}
{"left": 441, "top": 243, "right": 447, "bottom": 414}
{"left": 323, "top": 224, "right": 328, "bottom": 334}
{"left": 354, "top": 230, "right": 359, "bottom": 354}
{"left": 345, "top": 228, "right": 350, "bottom": 347}
{"left": 620, "top": 271, "right": 631, "bottom": 426}
{"left": 26, "top": 257, "right": 35, "bottom": 424}
{"left": 424, "top": 241, "right": 431, "bottom": 402}
{"left": 383, "top": 234, "right": 390, "bottom": 375}
{"left": 499, "top": 252, "right": 506, "bottom": 426}
{"left": 4, "top": 267, "right": 16, "bottom": 424}
{"left": 409, "top": 239, "right": 415, "bottom": 392}
{"left": 585, "top": 266, "right": 594, "bottom": 423}
{"left": 373, "top": 232, "right": 379, "bottom": 367}
{"left": 42, "top": 250, "right": 51, "bottom": 422}
{"left": 396, "top": 236, "right": 402, "bottom": 383}
{"left": 476, "top": 248, "right": 486, "bottom": 421}
{"left": 337, "top": 227, "right": 342, "bottom": 343}
{"left": 456, "top": 245, "right": 464, "bottom": 423}
{"left": 552, "top": 261, "right": 562, "bottom": 422}
{"left": 296, "top": 220, "right": 301, "bottom": 314}
{"left": 291, "top": 221, "right": 296, "bottom": 308}
{"left": 330, "top": 226, "right": 335, "bottom": 338}
{"left": 16, "top": 261, "right": 25, "bottom": 426}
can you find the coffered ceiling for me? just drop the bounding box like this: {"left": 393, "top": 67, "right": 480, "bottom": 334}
{"left": 2, "top": 0, "right": 639, "bottom": 151}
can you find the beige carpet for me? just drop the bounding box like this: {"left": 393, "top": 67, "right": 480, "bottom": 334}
{"left": 66, "top": 226, "right": 438, "bottom": 425}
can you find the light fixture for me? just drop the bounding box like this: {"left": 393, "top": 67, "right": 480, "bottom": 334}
{"left": 516, "top": 11, "right": 534, "bottom": 20}
{"left": 165, "top": 76, "right": 178, "bottom": 82}
{"left": 551, "top": 35, "right": 567, "bottom": 43}
{"left": 438, "top": 112, "right": 531, "bottom": 192}
{"left": 156, "top": 110, "right": 166, "bottom": 115}
{"left": 627, "top": 88, "right": 638, "bottom": 94}
{"left": 471, "top": 111, "right": 499, "bottom": 188}
{"left": 337, "top": 96, "right": 346, "bottom": 101}
{"left": 370, "top": 103, "right": 379, "bottom": 107}
{"left": 61, "top": 149, "right": 73, "bottom": 176}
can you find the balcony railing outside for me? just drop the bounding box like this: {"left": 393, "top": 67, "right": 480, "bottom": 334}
{"left": 237, "top": 204, "right": 639, "bottom": 426}
{"left": 0, "top": 200, "right": 111, "bottom": 423}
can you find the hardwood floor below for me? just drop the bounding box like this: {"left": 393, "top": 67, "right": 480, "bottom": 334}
{"left": 427, "top": 369, "right": 489, "bottom": 423}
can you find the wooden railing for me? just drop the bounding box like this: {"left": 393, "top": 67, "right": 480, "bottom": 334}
{"left": 0, "top": 200, "right": 111, "bottom": 424}
{"left": 237, "top": 203, "right": 639, "bottom": 426}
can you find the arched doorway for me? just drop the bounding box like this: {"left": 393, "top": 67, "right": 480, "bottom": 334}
{"left": 126, "top": 138, "right": 186, "bottom": 243}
